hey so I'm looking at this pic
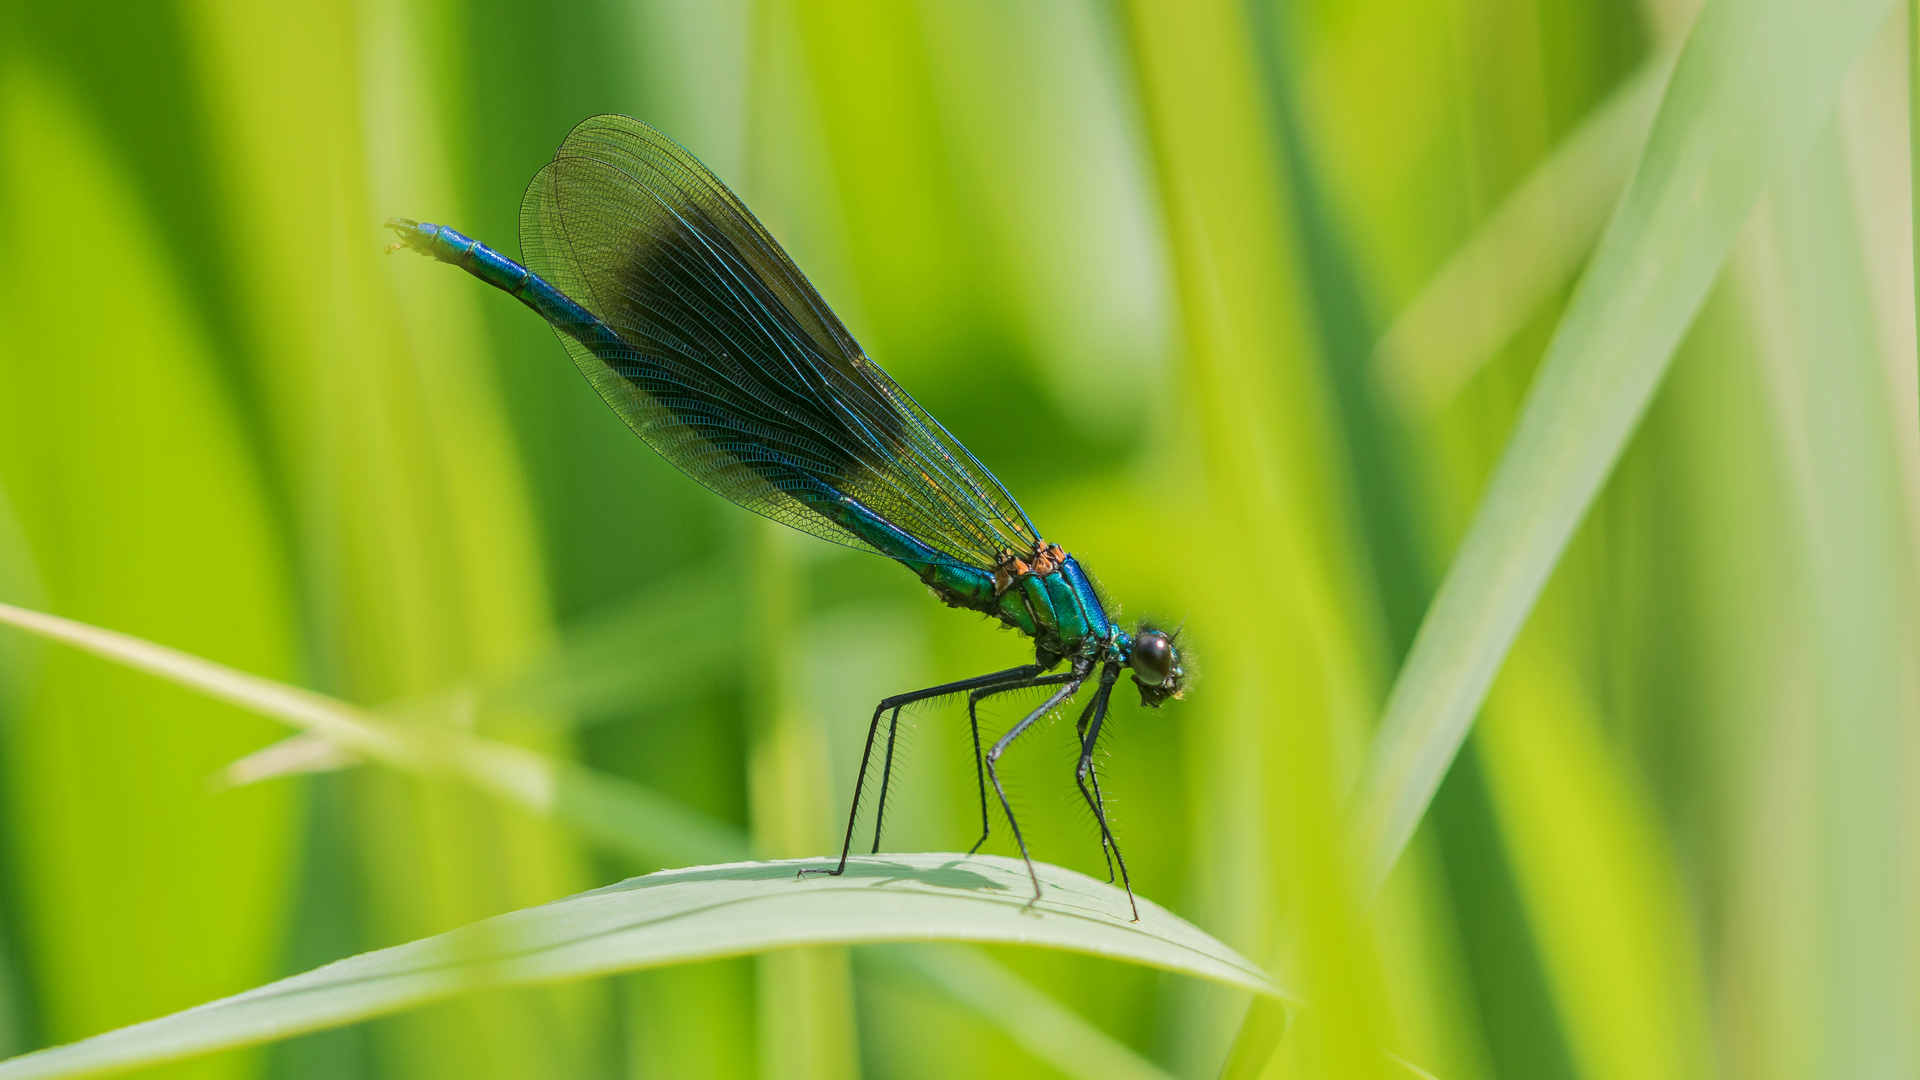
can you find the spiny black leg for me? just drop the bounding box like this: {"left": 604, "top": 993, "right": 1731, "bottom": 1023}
{"left": 1075, "top": 663, "right": 1137, "bottom": 920}
{"left": 966, "top": 673, "right": 1077, "bottom": 854}
{"left": 968, "top": 698, "right": 989, "bottom": 853}
{"left": 870, "top": 705, "right": 903, "bottom": 853}
{"left": 1073, "top": 675, "right": 1115, "bottom": 881}
{"left": 806, "top": 692, "right": 886, "bottom": 881}
{"left": 985, "top": 662, "right": 1090, "bottom": 908}
{"left": 1088, "top": 767, "right": 1113, "bottom": 880}
{"left": 801, "top": 664, "right": 1045, "bottom": 879}
{"left": 1074, "top": 690, "right": 1115, "bottom": 882}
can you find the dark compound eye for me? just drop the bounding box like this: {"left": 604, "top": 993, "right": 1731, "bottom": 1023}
{"left": 1130, "top": 631, "right": 1173, "bottom": 686}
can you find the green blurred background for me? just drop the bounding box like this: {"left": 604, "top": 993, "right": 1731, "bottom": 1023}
{"left": 0, "top": 0, "right": 1913, "bottom": 1077}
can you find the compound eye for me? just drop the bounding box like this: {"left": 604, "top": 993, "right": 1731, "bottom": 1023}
{"left": 1130, "top": 632, "right": 1173, "bottom": 686}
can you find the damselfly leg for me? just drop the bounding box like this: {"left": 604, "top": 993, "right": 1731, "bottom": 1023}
{"left": 966, "top": 672, "right": 1079, "bottom": 854}
{"left": 803, "top": 663, "right": 1048, "bottom": 880}
{"left": 1073, "top": 675, "right": 1117, "bottom": 882}
{"left": 1074, "top": 663, "right": 1136, "bottom": 920}
{"left": 985, "top": 657, "right": 1094, "bottom": 907}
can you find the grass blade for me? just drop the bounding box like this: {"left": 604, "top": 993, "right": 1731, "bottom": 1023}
{"left": 745, "top": 524, "right": 859, "bottom": 1080}
{"left": 1474, "top": 644, "right": 1715, "bottom": 1080}
{"left": 1744, "top": 120, "right": 1915, "bottom": 1079}
{"left": 0, "top": 481, "right": 32, "bottom": 1064}
{"left": 1115, "top": 1, "right": 1391, "bottom": 1075}
{"left": 213, "top": 732, "right": 360, "bottom": 788}
{"left": 1348, "top": 0, "right": 1901, "bottom": 897}
{"left": 192, "top": 0, "right": 604, "bottom": 1067}
{"left": 0, "top": 854, "right": 1287, "bottom": 1080}
{"left": 1216, "top": 997, "right": 1290, "bottom": 1080}
{"left": 1912, "top": 0, "right": 1920, "bottom": 359}
{"left": 0, "top": 68, "right": 303, "bottom": 1066}
{"left": 1371, "top": 44, "right": 1677, "bottom": 417}
{"left": 0, "top": 600, "right": 745, "bottom": 868}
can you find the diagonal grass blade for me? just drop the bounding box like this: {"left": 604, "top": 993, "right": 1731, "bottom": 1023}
{"left": 1347, "top": 0, "right": 1902, "bottom": 899}
{"left": 1371, "top": 44, "right": 1678, "bottom": 417}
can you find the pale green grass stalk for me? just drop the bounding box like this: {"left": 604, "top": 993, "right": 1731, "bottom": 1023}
{"left": 0, "top": 600, "right": 745, "bottom": 867}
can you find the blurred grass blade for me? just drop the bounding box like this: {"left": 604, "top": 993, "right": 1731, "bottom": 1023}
{"left": 193, "top": 0, "right": 602, "bottom": 1068}
{"left": 0, "top": 478, "right": 43, "bottom": 711}
{"left": 1348, "top": 0, "right": 1900, "bottom": 897}
{"left": 0, "top": 601, "right": 744, "bottom": 869}
{"left": 0, "top": 601, "right": 404, "bottom": 763}
{"left": 1475, "top": 645, "right": 1716, "bottom": 1080}
{"left": 1216, "top": 997, "right": 1290, "bottom": 1080}
{"left": 0, "top": 478, "right": 43, "bottom": 613}
{"left": 0, "top": 66, "right": 305, "bottom": 1062}
{"left": 1385, "top": 1052, "right": 1443, "bottom": 1080}
{"left": 863, "top": 945, "right": 1176, "bottom": 1080}
{"left": 0, "top": 855, "right": 1289, "bottom": 1080}
{"left": 0, "top": 481, "right": 31, "bottom": 1064}
{"left": 1216, "top": 1001, "right": 1439, "bottom": 1080}
{"left": 385, "top": 555, "right": 743, "bottom": 730}
{"left": 1911, "top": 0, "right": 1920, "bottom": 342}
{"left": 0, "top": 601, "right": 1210, "bottom": 1080}
{"left": 1744, "top": 121, "right": 1915, "bottom": 1079}
{"left": 1116, "top": 1, "right": 1392, "bottom": 1075}
{"left": 745, "top": 524, "right": 857, "bottom": 1078}
{"left": 1372, "top": 44, "right": 1678, "bottom": 417}
{"left": 213, "top": 732, "right": 360, "bottom": 789}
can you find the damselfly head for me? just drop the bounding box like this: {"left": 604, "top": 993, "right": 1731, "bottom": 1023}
{"left": 1128, "top": 622, "right": 1187, "bottom": 707}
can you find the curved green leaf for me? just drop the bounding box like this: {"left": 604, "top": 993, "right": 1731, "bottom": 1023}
{"left": 0, "top": 854, "right": 1286, "bottom": 1080}
{"left": 0, "top": 602, "right": 1266, "bottom": 1080}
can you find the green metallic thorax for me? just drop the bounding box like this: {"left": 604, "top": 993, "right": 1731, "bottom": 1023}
{"left": 924, "top": 554, "right": 1119, "bottom": 664}
{"left": 818, "top": 492, "right": 1121, "bottom": 662}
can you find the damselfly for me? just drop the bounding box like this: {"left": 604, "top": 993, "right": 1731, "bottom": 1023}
{"left": 387, "top": 115, "right": 1187, "bottom": 918}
